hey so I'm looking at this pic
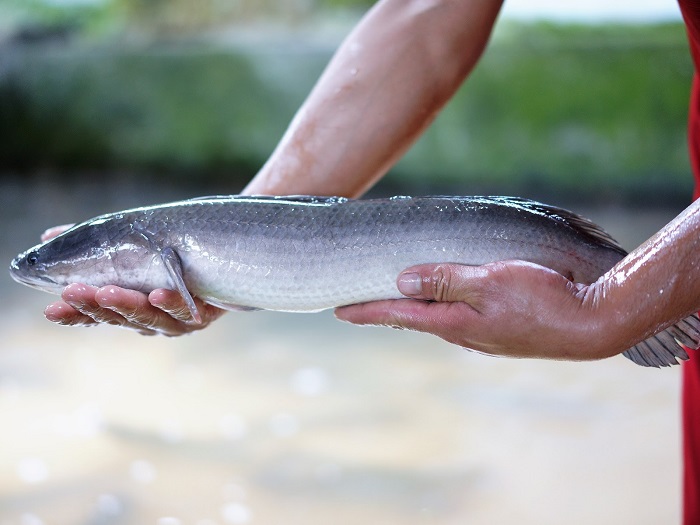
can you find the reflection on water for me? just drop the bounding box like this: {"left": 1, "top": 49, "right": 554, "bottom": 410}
{"left": 0, "top": 177, "right": 685, "bottom": 524}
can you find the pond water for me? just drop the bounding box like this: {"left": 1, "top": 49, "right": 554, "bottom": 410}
{"left": 0, "top": 177, "right": 686, "bottom": 524}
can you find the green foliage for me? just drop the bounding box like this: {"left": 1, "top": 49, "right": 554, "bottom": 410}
{"left": 0, "top": 0, "right": 116, "bottom": 36}
{"left": 109, "top": 0, "right": 374, "bottom": 35}
{"left": 393, "top": 22, "right": 693, "bottom": 200}
{"left": 0, "top": 44, "right": 308, "bottom": 177}
{"left": 0, "top": 20, "right": 695, "bottom": 202}
{"left": 0, "top": 0, "right": 373, "bottom": 37}
{"left": 317, "top": 0, "right": 374, "bottom": 9}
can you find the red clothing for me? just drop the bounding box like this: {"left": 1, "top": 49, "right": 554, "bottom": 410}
{"left": 680, "top": 0, "right": 700, "bottom": 522}
{"left": 686, "top": 74, "right": 700, "bottom": 525}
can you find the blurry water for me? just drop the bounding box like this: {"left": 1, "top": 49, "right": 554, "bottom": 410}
{"left": 0, "top": 177, "right": 685, "bottom": 524}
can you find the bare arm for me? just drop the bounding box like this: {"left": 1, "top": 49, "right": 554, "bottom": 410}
{"left": 337, "top": 199, "right": 700, "bottom": 361}
{"left": 244, "top": 0, "right": 503, "bottom": 197}
{"left": 591, "top": 199, "right": 700, "bottom": 354}
{"left": 45, "top": 0, "right": 504, "bottom": 333}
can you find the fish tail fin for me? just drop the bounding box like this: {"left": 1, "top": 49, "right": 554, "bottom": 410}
{"left": 622, "top": 313, "right": 700, "bottom": 367}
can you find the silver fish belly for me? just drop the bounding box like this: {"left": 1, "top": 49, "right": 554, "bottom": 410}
{"left": 9, "top": 195, "right": 700, "bottom": 367}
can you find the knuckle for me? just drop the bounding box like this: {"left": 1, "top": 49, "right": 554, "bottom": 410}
{"left": 80, "top": 306, "right": 125, "bottom": 327}
{"left": 481, "top": 261, "right": 510, "bottom": 292}
{"left": 161, "top": 303, "right": 194, "bottom": 322}
{"left": 485, "top": 260, "right": 510, "bottom": 279}
{"left": 122, "top": 307, "right": 157, "bottom": 328}
{"left": 430, "top": 265, "right": 453, "bottom": 302}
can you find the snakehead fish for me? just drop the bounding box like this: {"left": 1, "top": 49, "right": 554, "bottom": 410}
{"left": 9, "top": 195, "right": 700, "bottom": 367}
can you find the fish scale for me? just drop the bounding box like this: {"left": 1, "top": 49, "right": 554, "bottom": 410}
{"left": 9, "top": 194, "right": 700, "bottom": 367}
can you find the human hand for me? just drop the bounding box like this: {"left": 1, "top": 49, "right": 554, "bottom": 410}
{"left": 40, "top": 225, "right": 225, "bottom": 336}
{"left": 336, "top": 261, "right": 619, "bottom": 361}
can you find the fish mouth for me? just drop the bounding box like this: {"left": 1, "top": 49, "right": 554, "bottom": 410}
{"left": 8, "top": 254, "right": 63, "bottom": 294}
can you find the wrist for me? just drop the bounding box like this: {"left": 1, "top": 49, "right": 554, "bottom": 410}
{"left": 578, "top": 279, "right": 650, "bottom": 360}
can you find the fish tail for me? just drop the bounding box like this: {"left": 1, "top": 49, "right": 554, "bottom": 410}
{"left": 622, "top": 313, "right": 700, "bottom": 367}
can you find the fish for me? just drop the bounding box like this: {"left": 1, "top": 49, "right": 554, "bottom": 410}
{"left": 9, "top": 194, "right": 700, "bottom": 367}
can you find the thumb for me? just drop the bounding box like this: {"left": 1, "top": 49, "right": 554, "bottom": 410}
{"left": 396, "top": 263, "right": 489, "bottom": 303}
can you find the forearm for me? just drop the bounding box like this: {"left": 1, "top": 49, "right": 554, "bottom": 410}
{"left": 243, "top": 0, "right": 503, "bottom": 198}
{"left": 589, "top": 200, "right": 700, "bottom": 353}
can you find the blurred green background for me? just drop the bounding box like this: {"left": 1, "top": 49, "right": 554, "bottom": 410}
{"left": 0, "top": 0, "right": 694, "bottom": 203}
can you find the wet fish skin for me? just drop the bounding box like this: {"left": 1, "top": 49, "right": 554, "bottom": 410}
{"left": 8, "top": 195, "right": 625, "bottom": 309}
{"left": 8, "top": 195, "right": 699, "bottom": 367}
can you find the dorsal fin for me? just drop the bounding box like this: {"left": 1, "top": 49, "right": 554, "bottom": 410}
{"left": 488, "top": 196, "right": 627, "bottom": 256}
{"left": 188, "top": 195, "right": 350, "bottom": 205}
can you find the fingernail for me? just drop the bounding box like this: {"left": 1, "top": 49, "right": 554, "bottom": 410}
{"left": 397, "top": 272, "right": 422, "bottom": 296}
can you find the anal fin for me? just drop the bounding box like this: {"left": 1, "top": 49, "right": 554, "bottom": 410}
{"left": 204, "top": 297, "right": 261, "bottom": 312}
{"left": 622, "top": 313, "right": 700, "bottom": 367}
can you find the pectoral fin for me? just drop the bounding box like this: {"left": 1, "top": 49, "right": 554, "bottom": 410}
{"left": 160, "top": 247, "right": 202, "bottom": 324}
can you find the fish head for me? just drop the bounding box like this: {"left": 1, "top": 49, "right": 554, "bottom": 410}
{"left": 9, "top": 214, "right": 162, "bottom": 295}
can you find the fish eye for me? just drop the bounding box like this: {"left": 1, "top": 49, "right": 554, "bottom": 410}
{"left": 27, "top": 252, "right": 39, "bottom": 266}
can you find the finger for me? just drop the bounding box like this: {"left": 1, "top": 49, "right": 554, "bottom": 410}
{"left": 95, "top": 286, "right": 197, "bottom": 336}
{"left": 336, "top": 298, "right": 478, "bottom": 334}
{"left": 41, "top": 224, "right": 75, "bottom": 242}
{"left": 336, "top": 299, "right": 424, "bottom": 327}
{"left": 397, "top": 263, "right": 490, "bottom": 303}
{"left": 44, "top": 301, "right": 98, "bottom": 327}
{"left": 148, "top": 289, "right": 194, "bottom": 321}
{"left": 149, "top": 288, "right": 225, "bottom": 324}
{"left": 61, "top": 283, "right": 134, "bottom": 327}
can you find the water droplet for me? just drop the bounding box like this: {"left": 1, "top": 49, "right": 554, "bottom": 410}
{"left": 130, "top": 459, "right": 156, "bottom": 484}
{"left": 221, "top": 502, "right": 252, "bottom": 524}
{"left": 348, "top": 41, "right": 362, "bottom": 55}
{"left": 17, "top": 457, "right": 49, "bottom": 484}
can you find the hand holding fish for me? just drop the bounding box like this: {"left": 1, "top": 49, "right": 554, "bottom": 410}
{"left": 44, "top": 284, "right": 225, "bottom": 336}
{"left": 39, "top": 224, "right": 226, "bottom": 336}
{"left": 338, "top": 199, "right": 700, "bottom": 366}
{"left": 336, "top": 261, "right": 615, "bottom": 361}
